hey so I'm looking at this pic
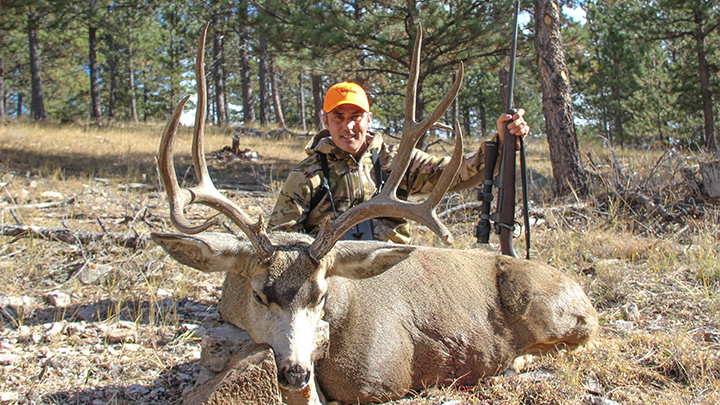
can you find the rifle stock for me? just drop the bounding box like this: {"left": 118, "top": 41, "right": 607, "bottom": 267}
{"left": 497, "top": 106, "right": 518, "bottom": 258}
{"left": 476, "top": 0, "right": 530, "bottom": 259}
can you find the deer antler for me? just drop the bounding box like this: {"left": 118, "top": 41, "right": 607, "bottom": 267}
{"left": 157, "top": 23, "right": 275, "bottom": 263}
{"left": 309, "top": 24, "right": 465, "bottom": 262}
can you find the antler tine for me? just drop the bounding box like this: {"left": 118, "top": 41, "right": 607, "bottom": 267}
{"left": 157, "top": 23, "right": 275, "bottom": 262}
{"left": 309, "top": 25, "right": 464, "bottom": 262}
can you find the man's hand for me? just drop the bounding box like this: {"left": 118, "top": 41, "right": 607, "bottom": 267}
{"left": 497, "top": 108, "right": 529, "bottom": 149}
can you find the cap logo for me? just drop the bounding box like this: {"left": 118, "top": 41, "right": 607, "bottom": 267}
{"left": 335, "top": 87, "right": 357, "bottom": 98}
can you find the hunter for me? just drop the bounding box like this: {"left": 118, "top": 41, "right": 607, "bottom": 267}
{"left": 268, "top": 81, "right": 529, "bottom": 243}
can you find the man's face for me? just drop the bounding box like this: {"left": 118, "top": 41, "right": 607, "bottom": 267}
{"left": 323, "top": 104, "right": 373, "bottom": 159}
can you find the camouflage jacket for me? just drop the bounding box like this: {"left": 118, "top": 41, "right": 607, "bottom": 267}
{"left": 268, "top": 130, "right": 495, "bottom": 244}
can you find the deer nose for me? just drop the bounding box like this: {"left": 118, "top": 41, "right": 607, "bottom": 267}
{"left": 280, "top": 364, "right": 310, "bottom": 389}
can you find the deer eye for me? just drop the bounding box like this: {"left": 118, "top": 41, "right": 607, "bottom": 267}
{"left": 317, "top": 292, "right": 328, "bottom": 306}
{"left": 253, "top": 291, "right": 267, "bottom": 306}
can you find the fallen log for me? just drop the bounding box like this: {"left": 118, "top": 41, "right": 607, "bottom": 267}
{"left": 0, "top": 224, "right": 150, "bottom": 250}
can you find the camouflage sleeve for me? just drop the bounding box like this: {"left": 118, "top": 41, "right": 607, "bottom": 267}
{"left": 403, "top": 148, "right": 481, "bottom": 195}
{"left": 403, "top": 134, "right": 501, "bottom": 195}
{"left": 268, "top": 170, "right": 314, "bottom": 232}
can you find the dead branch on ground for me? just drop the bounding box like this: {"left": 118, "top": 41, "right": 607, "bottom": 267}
{"left": 0, "top": 224, "right": 151, "bottom": 250}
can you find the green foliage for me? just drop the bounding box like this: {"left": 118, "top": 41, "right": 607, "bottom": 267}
{"left": 0, "top": 0, "right": 716, "bottom": 155}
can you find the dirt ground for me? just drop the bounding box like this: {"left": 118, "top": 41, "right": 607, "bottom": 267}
{"left": 1, "top": 124, "right": 719, "bottom": 404}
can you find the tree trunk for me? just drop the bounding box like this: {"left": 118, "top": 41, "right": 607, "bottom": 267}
{"left": 17, "top": 92, "right": 24, "bottom": 117}
{"left": 107, "top": 35, "right": 118, "bottom": 121}
{"left": 312, "top": 72, "right": 324, "bottom": 131}
{"left": 238, "top": 1, "right": 254, "bottom": 125}
{"left": 694, "top": 11, "right": 717, "bottom": 156}
{"left": 28, "top": 11, "right": 46, "bottom": 121}
{"left": 127, "top": 15, "right": 138, "bottom": 124}
{"left": 0, "top": 51, "right": 5, "bottom": 120}
{"left": 89, "top": 24, "right": 101, "bottom": 120}
{"left": 533, "top": 0, "right": 587, "bottom": 196}
{"left": 415, "top": 75, "right": 427, "bottom": 149}
{"left": 297, "top": 72, "right": 306, "bottom": 131}
{"left": 239, "top": 39, "right": 254, "bottom": 123}
{"left": 614, "top": 59, "right": 624, "bottom": 149}
{"left": 212, "top": 16, "right": 227, "bottom": 126}
{"left": 462, "top": 104, "right": 471, "bottom": 140}
{"left": 270, "top": 61, "right": 286, "bottom": 128}
{"left": 258, "top": 33, "right": 270, "bottom": 127}
{"left": 450, "top": 97, "right": 459, "bottom": 139}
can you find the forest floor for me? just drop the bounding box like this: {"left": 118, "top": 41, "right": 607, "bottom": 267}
{"left": 0, "top": 121, "right": 719, "bottom": 404}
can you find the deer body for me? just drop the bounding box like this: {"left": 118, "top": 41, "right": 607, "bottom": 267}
{"left": 153, "top": 231, "right": 597, "bottom": 404}
{"left": 320, "top": 249, "right": 596, "bottom": 403}
{"left": 153, "top": 23, "right": 598, "bottom": 405}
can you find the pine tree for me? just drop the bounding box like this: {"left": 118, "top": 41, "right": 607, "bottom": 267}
{"left": 643, "top": 0, "right": 719, "bottom": 155}
{"left": 534, "top": 0, "right": 587, "bottom": 196}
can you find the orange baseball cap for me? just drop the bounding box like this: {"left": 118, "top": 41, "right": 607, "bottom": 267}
{"left": 323, "top": 82, "right": 370, "bottom": 113}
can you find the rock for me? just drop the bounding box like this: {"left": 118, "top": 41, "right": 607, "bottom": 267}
{"left": 77, "top": 263, "right": 113, "bottom": 284}
{"left": 76, "top": 305, "right": 100, "bottom": 322}
{"left": 586, "top": 396, "right": 622, "bottom": 405}
{"left": 183, "top": 343, "right": 282, "bottom": 405}
{"left": 238, "top": 149, "right": 261, "bottom": 161}
{"left": 0, "top": 392, "right": 19, "bottom": 402}
{"left": 0, "top": 353, "right": 20, "bottom": 366}
{"left": 515, "top": 369, "right": 556, "bottom": 381}
{"left": 43, "top": 321, "right": 65, "bottom": 338}
{"left": 124, "top": 384, "right": 150, "bottom": 397}
{"left": 106, "top": 327, "right": 136, "bottom": 344}
{"left": 704, "top": 331, "right": 720, "bottom": 344}
{"left": 157, "top": 288, "right": 173, "bottom": 299}
{"left": 0, "top": 295, "right": 38, "bottom": 320}
{"left": 41, "top": 191, "right": 63, "bottom": 200}
{"left": 621, "top": 302, "right": 640, "bottom": 322}
{"left": 584, "top": 371, "right": 603, "bottom": 395}
{"left": 65, "top": 322, "right": 88, "bottom": 337}
{"left": 615, "top": 320, "right": 635, "bottom": 334}
{"left": 200, "top": 324, "right": 254, "bottom": 373}
{"left": 45, "top": 291, "right": 72, "bottom": 307}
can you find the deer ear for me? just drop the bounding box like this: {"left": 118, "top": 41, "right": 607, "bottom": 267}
{"left": 327, "top": 241, "right": 416, "bottom": 279}
{"left": 151, "top": 232, "right": 255, "bottom": 274}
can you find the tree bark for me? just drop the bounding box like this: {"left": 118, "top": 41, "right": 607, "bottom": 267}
{"left": 312, "top": 72, "right": 324, "bottom": 131}
{"left": 17, "top": 92, "right": 24, "bottom": 117}
{"left": 0, "top": 51, "right": 5, "bottom": 120}
{"left": 106, "top": 34, "right": 118, "bottom": 121}
{"left": 28, "top": 11, "right": 46, "bottom": 121}
{"left": 238, "top": 1, "right": 254, "bottom": 125}
{"left": 614, "top": 58, "right": 624, "bottom": 149}
{"left": 694, "top": 8, "right": 717, "bottom": 157}
{"left": 270, "top": 61, "right": 286, "bottom": 128}
{"left": 89, "top": 24, "right": 101, "bottom": 120}
{"left": 258, "top": 33, "right": 270, "bottom": 126}
{"left": 297, "top": 72, "right": 306, "bottom": 131}
{"left": 533, "top": 0, "right": 587, "bottom": 196}
{"left": 127, "top": 13, "right": 138, "bottom": 124}
{"left": 212, "top": 15, "right": 228, "bottom": 126}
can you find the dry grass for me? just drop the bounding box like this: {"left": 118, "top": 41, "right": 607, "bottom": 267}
{"left": 1, "top": 121, "right": 719, "bottom": 404}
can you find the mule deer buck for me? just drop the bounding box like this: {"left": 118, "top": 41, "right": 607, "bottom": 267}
{"left": 152, "top": 23, "right": 599, "bottom": 404}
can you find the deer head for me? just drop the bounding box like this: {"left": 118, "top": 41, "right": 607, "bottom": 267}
{"left": 152, "top": 22, "right": 464, "bottom": 392}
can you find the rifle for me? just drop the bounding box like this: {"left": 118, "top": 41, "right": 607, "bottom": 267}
{"left": 475, "top": 0, "right": 531, "bottom": 259}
